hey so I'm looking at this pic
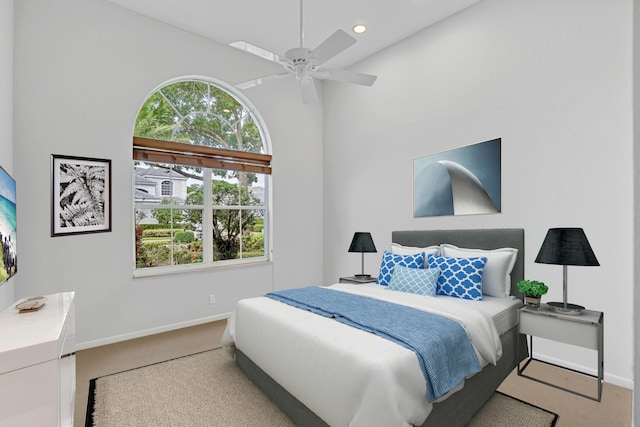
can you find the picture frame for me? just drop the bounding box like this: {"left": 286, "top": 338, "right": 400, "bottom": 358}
{"left": 0, "top": 164, "right": 17, "bottom": 285}
{"left": 51, "top": 155, "right": 112, "bottom": 236}
{"left": 413, "top": 138, "right": 501, "bottom": 218}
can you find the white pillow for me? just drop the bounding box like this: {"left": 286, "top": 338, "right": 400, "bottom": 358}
{"left": 390, "top": 243, "right": 439, "bottom": 268}
{"left": 440, "top": 244, "right": 518, "bottom": 298}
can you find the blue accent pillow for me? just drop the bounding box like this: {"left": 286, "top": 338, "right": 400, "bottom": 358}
{"left": 377, "top": 251, "right": 425, "bottom": 287}
{"left": 388, "top": 265, "right": 440, "bottom": 296}
{"left": 427, "top": 254, "right": 487, "bottom": 301}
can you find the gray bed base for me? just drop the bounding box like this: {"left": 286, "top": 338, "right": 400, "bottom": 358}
{"left": 236, "top": 228, "right": 528, "bottom": 427}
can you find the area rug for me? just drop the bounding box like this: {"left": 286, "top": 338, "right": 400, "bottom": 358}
{"left": 86, "top": 349, "right": 558, "bottom": 427}
{"left": 469, "top": 392, "right": 558, "bottom": 427}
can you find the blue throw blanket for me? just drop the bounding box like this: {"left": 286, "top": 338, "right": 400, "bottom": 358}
{"left": 266, "top": 286, "right": 481, "bottom": 402}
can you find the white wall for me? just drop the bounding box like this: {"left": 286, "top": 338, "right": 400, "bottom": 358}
{"left": 13, "top": 0, "right": 323, "bottom": 348}
{"left": 0, "top": 0, "right": 14, "bottom": 310}
{"left": 323, "top": 0, "right": 633, "bottom": 389}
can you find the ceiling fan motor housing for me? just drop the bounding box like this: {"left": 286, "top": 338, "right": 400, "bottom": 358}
{"left": 285, "top": 47, "right": 319, "bottom": 82}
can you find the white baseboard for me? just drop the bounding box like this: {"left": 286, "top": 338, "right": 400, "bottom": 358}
{"left": 532, "top": 352, "right": 633, "bottom": 390}
{"left": 75, "top": 313, "right": 232, "bottom": 351}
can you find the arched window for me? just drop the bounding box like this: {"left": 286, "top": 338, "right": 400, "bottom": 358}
{"left": 133, "top": 79, "right": 270, "bottom": 275}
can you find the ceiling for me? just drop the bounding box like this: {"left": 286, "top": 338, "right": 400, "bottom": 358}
{"left": 109, "top": 0, "right": 480, "bottom": 69}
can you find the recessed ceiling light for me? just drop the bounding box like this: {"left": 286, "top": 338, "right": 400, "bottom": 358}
{"left": 352, "top": 24, "right": 367, "bottom": 34}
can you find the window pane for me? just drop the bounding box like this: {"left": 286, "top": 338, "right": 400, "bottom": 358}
{"left": 186, "top": 182, "right": 204, "bottom": 207}
{"left": 212, "top": 181, "right": 240, "bottom": 207}
{"left": 135, "top": 207, "right": 155, "bottom": 225}
{"left": 176, "top": 207, "right": 203, "bottom": 266}
{"left": 212, "top": 209, "right": 240, "bottom": 261}
{"left": 241, "top": 209, "right": 266, "bottom": 258}
{"left": 210, "top": 169, "right": 238, "bottom": 207}
{"left": 172, "top": 224, "right": 203, "bottom": 265}
{"left": 182, "top": 201, "right": 203, "bottom": 234}
{"left": 135, "top": 208, "right": 203, "bottom": 269}
{"left": 150, "top": 205, "right": 183, "bottom": 227}
{"left": 247, "top": 176, "right": 266, "bottom": 207}
{"left": 136, "top": 223, "right": 171, "bottom": 268}
{"left": 135, "top": 212, "right": 156, "bottom": 268}
{"left": 210, "top": 170, "right": 266, "bottom": 208}
{"left": 135, "top": 161, "right": 191, "bottom": 205}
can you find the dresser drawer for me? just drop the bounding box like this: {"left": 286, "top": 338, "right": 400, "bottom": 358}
{"left": 519, "top": 309, "right": 599, "bottom": 350}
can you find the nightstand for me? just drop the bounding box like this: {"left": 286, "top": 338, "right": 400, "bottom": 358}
{"left": 339, "top": 276, "right": 378, "bottom": 284}
{"left": 517, "top": 304, "right": 603, "bottom": 401}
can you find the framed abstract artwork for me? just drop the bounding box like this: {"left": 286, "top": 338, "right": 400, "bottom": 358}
{"left": 51, "top": 155, "right": 112, "bottom": 236}
{"left": 413, "top": 138, "right": 501, "bottom": 217}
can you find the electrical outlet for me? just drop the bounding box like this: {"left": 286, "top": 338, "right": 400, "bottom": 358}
{"left": 209, "top": 294, "right": 216, "bottom": 304}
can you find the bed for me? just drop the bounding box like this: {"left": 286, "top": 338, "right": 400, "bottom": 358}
{"left": 222, "top": 228, "right": 528, "bottom": 427}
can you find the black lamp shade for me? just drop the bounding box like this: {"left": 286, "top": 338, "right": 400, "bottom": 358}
{"left": 535, "top": 228, "right": 599, "bottom": 266}
{"left": 348, "top": 232, "right": 377, "bottom": 253}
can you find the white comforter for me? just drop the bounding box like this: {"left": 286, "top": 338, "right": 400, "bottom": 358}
{"left": 222, "top": 283, "right": 502, "bottom": 427}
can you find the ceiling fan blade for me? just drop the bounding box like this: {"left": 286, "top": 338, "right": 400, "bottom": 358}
{"left": 229, "top": 40, "right": 284, "bottom": 65}
{"left": 312, "top": 68, "right": 377, "bottom": 86}
{"left": 235, "top": 72, "right": 291, "bottom": 90}
{"left": 298, "top": 79, "right": 318, "bottom": 104}
{"left": 311, "top": 29, "right": 356, "bottom": 65}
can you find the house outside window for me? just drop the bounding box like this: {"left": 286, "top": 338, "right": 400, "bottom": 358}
{"left": 133, "top": 79, "right": 271, "bottom": 276}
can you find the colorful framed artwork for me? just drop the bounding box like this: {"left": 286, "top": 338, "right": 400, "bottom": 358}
{"left": 413, "top": 138, "right": 501, "bottom": 217}
{"left": 0, "top": 165, "right": 17, "bottom": 285}
{"left": 51, "top": 155, "right": 112, "bottom": 236}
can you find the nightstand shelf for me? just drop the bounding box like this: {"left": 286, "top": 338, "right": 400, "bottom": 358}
{"left": 517, "top": 304, "right": 603, "bottom": 401}
{"left": 339, "top": 276, "right": 378, "bottom": 284}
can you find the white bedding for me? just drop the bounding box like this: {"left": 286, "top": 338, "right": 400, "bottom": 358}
{"left": 222, "top": 283, "right": 519, "bottom": 427}
{"left": 441, "top": 292, "right": 522, "bottom": 335}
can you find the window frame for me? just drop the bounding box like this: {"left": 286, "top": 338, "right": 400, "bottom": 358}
{"left": 132, "top": 78, "right": 272, "bottom": 278}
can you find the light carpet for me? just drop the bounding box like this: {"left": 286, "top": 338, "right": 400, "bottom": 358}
{"left": 86, "top": 349, "right": 558, "bottom": 427}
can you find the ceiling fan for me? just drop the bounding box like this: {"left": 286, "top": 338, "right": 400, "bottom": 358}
{"left": 232, "top": 0, "right": 377, "bottom": 104}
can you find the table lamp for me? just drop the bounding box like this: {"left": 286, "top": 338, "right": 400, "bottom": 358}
{"left": 348, "top": 232, "right": 377, "bottom": 279}
{"left": 534, "top": 227, "right": 599, "bottom": 315}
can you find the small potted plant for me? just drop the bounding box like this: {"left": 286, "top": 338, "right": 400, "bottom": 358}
{"left": 517, "top": 280, "right": 548, "bottom": 309}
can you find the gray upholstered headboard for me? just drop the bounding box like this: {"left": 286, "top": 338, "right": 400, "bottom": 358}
{"left": 392, "top": 228, "right": 525, "bottom": 298}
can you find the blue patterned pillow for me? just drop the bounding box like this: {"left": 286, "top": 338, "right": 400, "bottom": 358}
{"left": 377, "top": 251, "right": 425, "bottom": 287}
{"left": 427, "top": 254, "right": 487, "bottom": 301}
{"left": 388, "top": 265, "right": 440, "bottom": 296}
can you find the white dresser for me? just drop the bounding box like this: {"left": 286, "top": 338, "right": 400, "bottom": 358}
{"left": 0, "top": 292, "right": 76, "bottom": 427}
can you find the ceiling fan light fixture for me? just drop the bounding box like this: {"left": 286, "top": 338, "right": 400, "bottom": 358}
{"left": 352, "top": 24, "right": 367, "bottom": 34}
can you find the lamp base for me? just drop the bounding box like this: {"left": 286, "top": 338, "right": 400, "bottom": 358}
{"left": 547, "top": 301, "right": 585, "bottom": 315}
{"left": 354, "top": 274, "right": 371, "bottom": 279}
